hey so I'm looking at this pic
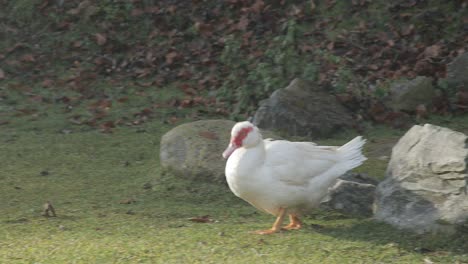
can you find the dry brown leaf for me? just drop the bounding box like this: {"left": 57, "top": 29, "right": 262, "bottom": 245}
{"left": 310, "top": 0, "right": 316, "bottom": 12}
{"left": 423, "top": 44, "right": 442, "bottom": 58}
{"left": 415, "top": 104, "right": 428, "bottom": 120}
{"left": 194, "top": 22, "right": 213, "bottom": 37}
{"left": 188, "top": 215, "right": 214, "bottom": 223}
{"left": 131, "top": 8, "right": 144, "bottom": 16}
{"left": 95, "top": 33, "right": 107, "bottom": 46}
{"left": 401, "top": 24, "right": 414, "bottom": 36}
{"left": 237, "top": 15, "right": 249, "bottom": 31}
{"left": 251, "top": 0, "right": 265, "bottom": 13}
{"left": 21, "top": 54, "right": 35, "bottom": 62}
{"left": 119, "top": 198, "right": 136, "bottom": 204}
{"left": 165, "top": 51, "right": 178, "bottom": 65}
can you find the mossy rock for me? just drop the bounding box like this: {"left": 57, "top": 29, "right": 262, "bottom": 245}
{"left": 252, "top": 78, "right": 354, "bottom": 138}
{"left": 160, "top": 119, "right": 279, "bottom": 184}
{"left": 447, "top": 52, "right": 468, "bottom": 91}
{"left": 388, "top": 76, "right": 435, "bottom": 112}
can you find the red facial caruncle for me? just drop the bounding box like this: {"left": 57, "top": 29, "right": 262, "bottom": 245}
{"left": 222, "top": 126, "right": 253, "bottom": 159}
{"left": 233, "top": 126, "right": 253, "bottom": 147}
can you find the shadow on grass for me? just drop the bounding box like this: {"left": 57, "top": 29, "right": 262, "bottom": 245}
{"left": 311, "top": 218, "right": 468, "bottom": 255}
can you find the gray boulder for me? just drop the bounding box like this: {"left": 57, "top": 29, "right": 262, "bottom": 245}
{"left": 160, "top": 120, "right": 234, "bottom": 183}
{"left": 252, "top": 78, "right": 354, "bottom": 138}
{"left": 447, "top": 52, "right": 468, "bottom": 91}
{"left": 160, "top": 119, "right": 279, "bottom": 183}
{"left": 388, "top": 76, "right": 435, "bottom": 112}
{"left": 374, "top": 124, "right": 468, "bottom": 234}
{"left": 320, "top": 173, "right": 378, "bottom": 217}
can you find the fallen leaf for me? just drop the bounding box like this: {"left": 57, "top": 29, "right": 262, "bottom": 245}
{"left": 119, "top": 198, "right": 136, "bottom": 204}
{"left": 300, "top": 44, "right": 314, "bottom": 52}
{"left": 401, "top": 24, "right": 414, "bottom": 36}
{"left": 194, "top": 21, "right": 213, "bottom": 37}
{"left": 165, "top": 51, "right": 178, "bottom": 65}
{"left": 188, "top": 215, "right": 215, "bottom": 223}
{"left": 179, "top": 98, "right": 193, "bottom": 108}
{"left": 21, "top": 54, "right": 35, "bottom": 62}
{"left": 131, "top": 8, "right": 144, "bottom": 16}
{"left": 423, "top": 44, "right": 442, "bottom": 58}
{"left": 167, "top": 5, "right": 176, "bottom": 14}
{"left": 310, "top": 0, "right": 316, "bottom": 12}
{"left": 237, "top": 15, "right": 249, "bottom": 31}
{"left": 116, "top": 97, "right": 128, "bottom": 103}
{"left": 95, "top": 33, "right": 107, "bottom": 46}
{"left": 415, "top": 104, "right": 427, "bottom": 120}
{"left": 250, "top": 0, "right": 265, "bottom": 13}
{"left": 42, "top": 79, "right": 54, "bottom": 87}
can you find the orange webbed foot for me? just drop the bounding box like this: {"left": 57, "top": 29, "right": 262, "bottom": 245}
{"left": 252, "top": 207, "right": 287, "bottom": 235}
{"left": 282, "top": 214, "right": 302, "bottom": 230}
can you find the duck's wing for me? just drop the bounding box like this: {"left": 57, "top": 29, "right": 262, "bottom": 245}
{"left": 263, "top": 140, "right": 341, "bottom": 186}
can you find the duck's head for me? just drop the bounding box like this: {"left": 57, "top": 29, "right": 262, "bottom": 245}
{"left": 222, "top": 121, "right": 262, "bottom": 159}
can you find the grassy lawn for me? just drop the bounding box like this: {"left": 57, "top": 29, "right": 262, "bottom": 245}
{"left": 1, "top": 0, "right": 467, "bottom": 262}
{"left": 1, "top": 101, "right": 468, "bottom": 263}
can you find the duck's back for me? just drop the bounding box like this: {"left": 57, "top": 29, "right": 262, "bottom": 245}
{"left": 261, "top": 140, "right": 339, "bottom": 184}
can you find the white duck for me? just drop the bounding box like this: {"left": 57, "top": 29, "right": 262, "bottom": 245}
{"left": 223, "top": 121, "right": 367, "bottom": 234}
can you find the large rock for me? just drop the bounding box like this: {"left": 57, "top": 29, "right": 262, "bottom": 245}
{"left": 375, "top": 124, "right": 468, "bottom": 234}
{"left": 160, "top": 120, "right": 279, "bottom": 183}
{"left": 160, "top": 120, "right": 233, "bottom": 183}
{"left": 447, "top": 52, "right": 468, "bottom": 91}
{"left": 320, "top": 173, "right": 378, "bottom": 217}
{"left": 252, "top": 78, "right": 354, "bottom": 138}
{"left": 388, "top": 76, "right": 435, "bottom": 112}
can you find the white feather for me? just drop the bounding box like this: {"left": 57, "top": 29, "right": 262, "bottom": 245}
{"left": 224, "top": 122, "right": 367, "bottom": 216}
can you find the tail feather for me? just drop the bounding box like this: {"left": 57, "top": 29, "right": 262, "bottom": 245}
{"left": 337, "top": 136, "right": 367, "bottom": 170}
{"left": 306, "top": 136, "right": 367, "bottom": 206}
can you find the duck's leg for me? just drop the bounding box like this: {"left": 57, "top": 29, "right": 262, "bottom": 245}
{"left": 282, "top": 214, "right": 302, "bottom": 230}
{"left": 253, "top": 207, "right": 286, "bottom": 235}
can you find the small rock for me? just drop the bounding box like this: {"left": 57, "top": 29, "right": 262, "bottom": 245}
{"left": 42, "top": 201, "right": 57, "bottom": 217}
{"left": 320, "top": 172, "right": 378, "bottom": 217}
{"left": 142, "top": 182, "right": 152, "bottom": 190}
{"left": 388, "top": 76, "right": 435, "bottom": 112}
{"left": 377, "top": 155, "right": 389, "bottom": 161}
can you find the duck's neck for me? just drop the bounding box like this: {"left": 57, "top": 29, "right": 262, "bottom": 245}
{"left": 230, "top": 140, "right": 266, "bottom": 175}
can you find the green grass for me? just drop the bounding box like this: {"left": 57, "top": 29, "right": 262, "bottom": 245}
{"left": 2, "top": 0, "right": 468, "bottom": 261}
{"left": 1, "top": 104, "right": 468, "bottom": 263}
